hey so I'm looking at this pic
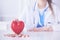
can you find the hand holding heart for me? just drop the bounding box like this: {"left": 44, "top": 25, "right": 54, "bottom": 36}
{"left": 11, "top": 19, "right": 24, "bottom": 35}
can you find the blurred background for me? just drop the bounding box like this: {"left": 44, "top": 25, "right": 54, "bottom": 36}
{"left": 0, "top": 0, "right": 60, "bottom": 21}
{"left": 0, "top": 0, "right": 60, "bottom": 40}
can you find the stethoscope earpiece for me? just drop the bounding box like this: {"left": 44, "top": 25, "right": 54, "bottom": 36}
{"left": 57, "top": 21, "right": 60, "bottom": 24}
{"left": 48, "top": 22, "right": 51, "bottom": 24}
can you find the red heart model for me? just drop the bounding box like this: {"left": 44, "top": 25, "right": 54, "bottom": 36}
{"left": 11, "top": 20, "right": 24, "bottom": 35}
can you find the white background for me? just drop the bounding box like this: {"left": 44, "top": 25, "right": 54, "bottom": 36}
{"left": 0, "top": 0, "right": 60, "bottom": 30}
{"left": 0, "top": 0, "right": 60, "bottom": 40}
{"left": 0, "top": 0, "right": 60, "bottom": 21}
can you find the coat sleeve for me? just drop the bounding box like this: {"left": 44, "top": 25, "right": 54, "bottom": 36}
{"left": 52, "top": 5, "right": 60, "bottom": 32}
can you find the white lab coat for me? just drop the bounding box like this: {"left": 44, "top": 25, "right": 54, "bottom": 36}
{"left": 20, "top": 3, "right": 60, "bottom": 32}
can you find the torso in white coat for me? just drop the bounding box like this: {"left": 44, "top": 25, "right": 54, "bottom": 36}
{"left": 33, "top": 3, "right": 54, "bottom": 27}
{"left": 22, "top": 2, "right": 60, "bottom": 31}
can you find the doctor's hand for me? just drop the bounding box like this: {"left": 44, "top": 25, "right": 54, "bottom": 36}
{"left": 28, "top": 26, "right": 53, "bottom": 32}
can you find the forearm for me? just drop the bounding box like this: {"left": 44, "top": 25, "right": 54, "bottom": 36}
{"left": 28, "top": 26, "right": 53, "bottom": 32}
